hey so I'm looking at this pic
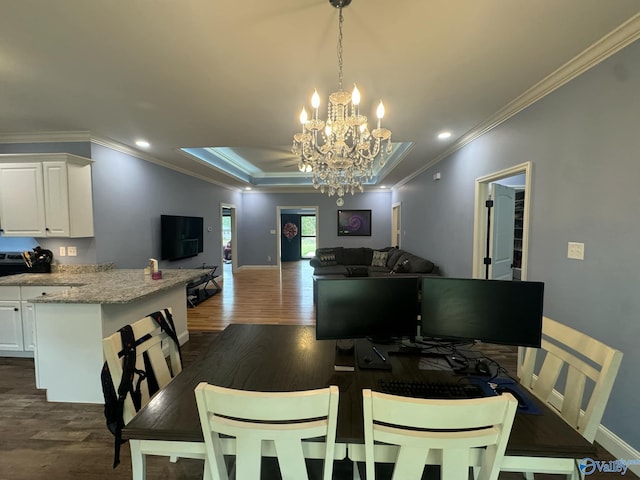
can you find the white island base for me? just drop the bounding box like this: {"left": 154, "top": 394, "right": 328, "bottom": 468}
{"left": 34, "top": 285, "right": 188, "bottom": 404}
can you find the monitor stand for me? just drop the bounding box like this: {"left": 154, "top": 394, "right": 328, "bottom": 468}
{"left": 333, "top": 341, "right": 355, "bottom": 371}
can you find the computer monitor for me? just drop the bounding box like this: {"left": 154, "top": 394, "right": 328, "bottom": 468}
{"left": 315, "top": 276, "right": 419, "bottom": 340}
{"left": 420, "top": 277, "right": 544, "bottom": 347}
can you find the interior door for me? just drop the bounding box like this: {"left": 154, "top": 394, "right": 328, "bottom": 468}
{"left": 489, "top": 183, "right": 516, "bottom": 280}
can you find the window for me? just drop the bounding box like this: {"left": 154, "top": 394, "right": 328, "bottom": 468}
{"left": 300, "top": 215, "right": 316, "bottom": 258}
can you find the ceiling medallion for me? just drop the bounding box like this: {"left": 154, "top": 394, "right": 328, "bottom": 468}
{"left": 292, "top": 0, "right": 392, "bottom": 205}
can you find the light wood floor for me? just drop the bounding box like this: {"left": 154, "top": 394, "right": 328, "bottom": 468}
{"left": 187, "top": 260, "right": 316, "bottom": 331}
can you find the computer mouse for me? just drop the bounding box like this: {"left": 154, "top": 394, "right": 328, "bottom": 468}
{"left": 363, "top": 356, "right": 373, "bottom": 364}
{"left": 475, "top": 359, "right": 491, "bottom": 375}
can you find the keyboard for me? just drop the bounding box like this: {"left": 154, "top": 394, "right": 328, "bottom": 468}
{"left": 377, "top": 380, "right": 486, "bottom": 399}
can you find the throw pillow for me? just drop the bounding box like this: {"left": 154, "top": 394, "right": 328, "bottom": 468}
{"left": 319, "top": 253, "right": 337, "bottom": 266}
{"left": 371, "top": 250, "right": 388, "bottom": 267}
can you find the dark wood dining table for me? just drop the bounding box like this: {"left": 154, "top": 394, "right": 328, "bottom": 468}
{"left": 123, "top": 324, "right": 596, "bottom": 473}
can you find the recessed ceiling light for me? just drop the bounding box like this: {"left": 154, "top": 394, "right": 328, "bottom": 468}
{"left": 244, "top": 187, "right": 252, "bottom": 191}
{"left": 437, "top": 131, "right": 452, "bottom": 140}
{"left": 135, "top": 140, "right": 150, "bottom": 148}
{"left": 380, "top": 185, "right": 387, "bottom": 189}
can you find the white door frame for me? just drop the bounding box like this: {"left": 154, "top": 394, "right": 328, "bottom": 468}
{"left": 220, "top": 203, "right": 237, "bottom": 274}
{"left": 276, "top": 205, "right": 319, "bottom": 268}
{"left": 472, "top": 161, "right": 532, "bottom": 280}
{"left": 391, "top": 202, "right": 402, "bottom": 248}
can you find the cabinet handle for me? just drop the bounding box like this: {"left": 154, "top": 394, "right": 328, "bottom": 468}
{"left": 14, "top": 307, "right": 19, "bottom": 312}
{"left": 45, "top": 227, "right": 50, "bottom": 231}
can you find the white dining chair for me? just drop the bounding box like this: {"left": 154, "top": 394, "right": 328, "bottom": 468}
{"left": 194, "top": 382, "right": 340, "bottom": 480}
{"left": 361, "top": 389, "right": 518, "bottom": 480}
{"left": 502, "top": 316, "right": 623, "bottom": 479}
{"left": 102, "top": 309, "right": 205, "bottom": 480}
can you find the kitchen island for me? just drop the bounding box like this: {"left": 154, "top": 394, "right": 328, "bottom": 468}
{"left": 0, "top": 268, "right": 206, "bottom": 403}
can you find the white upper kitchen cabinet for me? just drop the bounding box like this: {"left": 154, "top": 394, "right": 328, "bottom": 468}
{"left": 0, "top": 153, "right": 94, "bottom": 237}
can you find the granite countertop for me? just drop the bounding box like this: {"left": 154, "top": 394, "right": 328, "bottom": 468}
{"left": 0, "top": 269, "right": 208, "bottom": 304}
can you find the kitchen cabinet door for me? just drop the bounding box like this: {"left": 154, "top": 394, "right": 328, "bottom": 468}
{"left": 0, "top": 163, "right": 47, "bottom": 236}
{"left": 42, "top": 161, "right": 71, "bottom": 237}
{"left": 0, "top": 301, "right": 24, "bottom": 351}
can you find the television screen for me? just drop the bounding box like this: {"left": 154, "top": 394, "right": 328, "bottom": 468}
{"left": 337, "top": 209, "right": 371, "bottom": 236}
{"left": 160, "top": 215, "right": 204, "bottom": 261}
{"left": 420, "top": 277, "right": 544, "bottom": 347}
{"left": 316, "top": 276, "right": 419, "bottom": 340}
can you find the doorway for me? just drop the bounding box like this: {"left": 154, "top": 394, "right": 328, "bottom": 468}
{"left": 277, "top": 206, "right": 319, "bottom": 265}
{"left": 221, "top": 204, "right": 237, "bottom": 276}
{"left": 391, "top": 202, "right": 402, "bottom": 248}
{"left": 472, "top": 162, "right": 531, "bottom": 281}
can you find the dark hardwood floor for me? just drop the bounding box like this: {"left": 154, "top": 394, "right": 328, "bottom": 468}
{"left": 0, "top": 261, "right": 634, "bottom": 479}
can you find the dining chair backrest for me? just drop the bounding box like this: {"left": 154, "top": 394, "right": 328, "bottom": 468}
{"left": 362, "top": 389, "right": 518, "bottom": 480}
{"left": 519, "top": 316, "right": 623, "bottom": 443}
{"left": 102, "top": 309, "right": 182, "bottom": 424}
{"left": 194, "top": 382, "right": 340, "bottom": 480}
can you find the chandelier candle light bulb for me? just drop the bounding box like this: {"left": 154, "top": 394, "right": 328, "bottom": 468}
{"left": 292, "top": 0, "right": 393, "bottom": 205}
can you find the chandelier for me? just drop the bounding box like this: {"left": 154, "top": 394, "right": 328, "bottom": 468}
{"left": 292, "top": 0, "right": 392, "bottom": 206}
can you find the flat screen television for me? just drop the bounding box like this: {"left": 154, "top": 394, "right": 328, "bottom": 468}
{"left": 420, "top": 277, "right": 544, "bottom": 347}
{"left": 316, "top": 276, "right": 419, "bottom": 340}
{"left": 160, "top": 214, "right": 204, "bottom": 261}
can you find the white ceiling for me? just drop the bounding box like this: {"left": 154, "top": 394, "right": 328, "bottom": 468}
{"left": 1, "top": 1, "right": 639, "bottom": 192}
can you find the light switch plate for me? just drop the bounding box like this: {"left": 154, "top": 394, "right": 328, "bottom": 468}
{"left": 567, "top": 242, "right": 584, "bottom": 260}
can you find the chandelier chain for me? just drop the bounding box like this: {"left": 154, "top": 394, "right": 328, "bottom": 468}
{"left": 337, "top": 5, "right": 344, "bottom": 91}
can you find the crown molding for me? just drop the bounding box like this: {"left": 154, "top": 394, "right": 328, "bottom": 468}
{"left": 0, "top": 130, "right": 92, "bottom": 143}
{"left": 394, "top": 12, "right": 640, "bottom": 190}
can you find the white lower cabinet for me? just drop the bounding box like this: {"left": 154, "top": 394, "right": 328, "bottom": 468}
{"left": 0, "top": 285, "right": 69, "bottom": 358}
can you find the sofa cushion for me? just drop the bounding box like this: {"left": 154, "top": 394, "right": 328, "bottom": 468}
{"left": 342, "top": 247, "right": 370, "bottom": 266}
{"left": 394, "top": 252, "right": 436, "bottom": 273}
{"left": 371, "top": 250, "right": 388, "bottom": 267}
{"left": 313, "top": 265, "right": 349, "bottom": 276}
{"left": 386, "top": 248, "right": 404, "bottom": 269}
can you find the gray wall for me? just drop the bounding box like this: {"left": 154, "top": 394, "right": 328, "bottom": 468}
{"left": 238, "top": 191, "right": 392, "bottom": 266}
{"left": 395, "top": 39, "right": 640, "bottom": 450}
{"left": 90, "top": 144, "right": 242, "bottom": 270}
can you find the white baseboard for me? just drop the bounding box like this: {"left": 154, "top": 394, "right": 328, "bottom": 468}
{"left": 595, "top": 425, "right": 640, "bottom": 476}
{"left": 234, "top": 264, "right": 279, "bottom": 270}
{"left": 545, "top": 385, "right": 640, "bottom": 476}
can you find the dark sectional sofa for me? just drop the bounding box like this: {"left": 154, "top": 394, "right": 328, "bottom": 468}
{"left": 310, "top": 246, "right": 439, "bottom": 277}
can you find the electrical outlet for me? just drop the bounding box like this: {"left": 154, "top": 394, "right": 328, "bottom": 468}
{"left": 567, "top": 242, "right": 584, "bottom": 260}
{"left": 67, "top": 246, "right": 77, "bottom": 257}
{"left": 59, "top": 246, "right": 66, "bottom": 257}
{"left": 267, "top": 255, "right": 271, "bottom": 262}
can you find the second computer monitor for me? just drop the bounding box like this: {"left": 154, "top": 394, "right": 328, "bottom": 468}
{"left": 315, "top": 276, "right": 419, "bottom": 341}
{"left": 420, "top": 277, "right": 544, "bottom": 347}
